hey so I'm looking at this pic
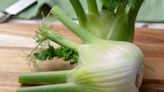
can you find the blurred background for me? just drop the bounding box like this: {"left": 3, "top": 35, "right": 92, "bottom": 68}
{"left": 0, "top": 0, "right": 164, "bottom": 28}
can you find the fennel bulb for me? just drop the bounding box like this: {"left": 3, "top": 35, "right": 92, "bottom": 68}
{"left": 17, "top": 0, "right": 145, "bottom": 92}
{"left": 68, "top": 42, "right": 144, "bottom": 92}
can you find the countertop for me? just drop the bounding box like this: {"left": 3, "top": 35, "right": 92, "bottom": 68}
{"left": 0, "top": 23, "right": 164, "bottom": 92}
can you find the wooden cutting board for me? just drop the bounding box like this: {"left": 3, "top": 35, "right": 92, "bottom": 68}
{"left": 0, "top": 23, "right": 164, "bottom": 92}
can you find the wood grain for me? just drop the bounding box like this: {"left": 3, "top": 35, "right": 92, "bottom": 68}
{"left": 0, "top": 23, "right": 164, "bottom": 92}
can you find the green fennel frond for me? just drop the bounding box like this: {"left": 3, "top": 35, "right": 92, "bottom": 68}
{"left": 102, "top": 0, "right": 137, "bottom": 13}
{"left": 34, "top": 45, "right": 78, "bottom": 64}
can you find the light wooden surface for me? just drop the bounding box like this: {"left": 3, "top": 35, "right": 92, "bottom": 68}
{"left": 134, "top": 28, "right": 164, "bottom": 92}
{"left": 0, "top": 23, "right": 164, "bottom": 92}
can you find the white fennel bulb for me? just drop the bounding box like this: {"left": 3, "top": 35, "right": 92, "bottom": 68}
{"left": 68, "top": 41, "right": 144, "bottom": 92}
{"left": 17, "top": 0, "right": 145, "bottom": 91}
